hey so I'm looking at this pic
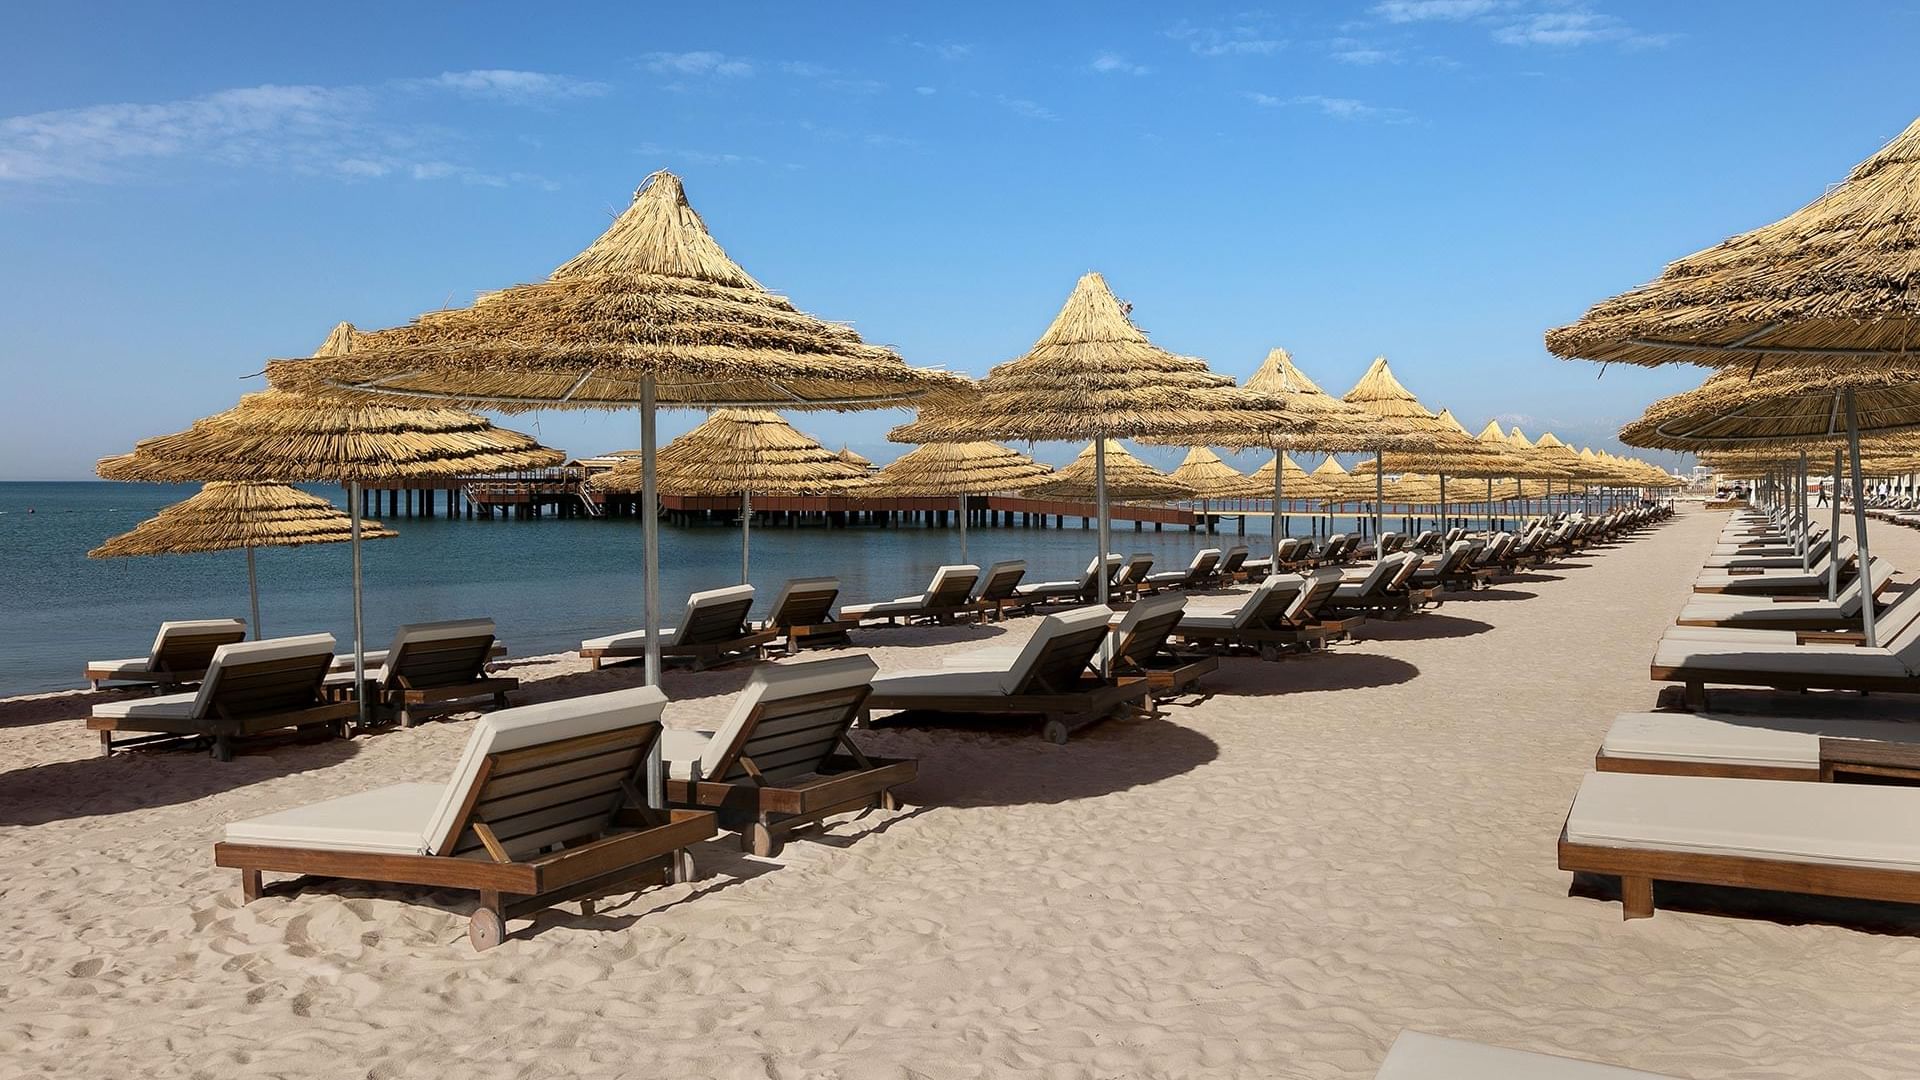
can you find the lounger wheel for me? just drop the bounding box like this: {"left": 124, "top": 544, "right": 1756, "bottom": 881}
{"left": 1042, "top": 719, "right": 1070, "bottom": 745}
{"left": 467, "top": 907, "right": 505, "bottom": 952}
{"left": 745, "top": 822, "right": 781, "bottom": 858}
{"left": 671, "top": 849, "right": 698, "bottom": 884}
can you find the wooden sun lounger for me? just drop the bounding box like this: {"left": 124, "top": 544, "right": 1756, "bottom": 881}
{"left": 1557, "top": 770, "right": 1920, "bottom": 921}
{"left": 1327, "top": 554, "right": 1435, "bottom": 619}
{"left": 844, "top": 565, "right": 983, "bottom": 626}
{"left": 753, "top": 577, "right": 856, "bottom": 651}
{"left": 664, "top": 655, "right": 914, "bottom": 856}
{"left": 328, "top": 619, "right": 517, "bottom": 728}
{"left": 1594, "top": 711, "right": 1920, "bottom": 782}
{"left": 214, "top": 687, "right": 717, "bottom": 951}
{"left": 87, "top": 634, "right": 356, "bottom": 760}
{"left": 580, "top": 585, "right": 776, "bottom": 670}
{"left": 1173, "top": 570, "right": 1360, "bottom": 659}
{"left": 1102, "top": 593, "right": 1217, "bottom": 698}
{"left": 84, "top": 618, "right": 249, "bottom": 692}
{"left": 971, "top": 560, "right": 1030, "bottom": 621}
{"left": 1142, "top": 548, "right": 1220, "bottom": 594}
{"left": 863, "top": 606, "right": 1151, "bottom": 743}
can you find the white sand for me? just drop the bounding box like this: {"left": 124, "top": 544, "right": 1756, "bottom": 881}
{"left": 3, "top": 508, "right": 1918, "bottom": 1078}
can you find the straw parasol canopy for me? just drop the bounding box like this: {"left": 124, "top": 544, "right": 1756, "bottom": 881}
{"left": 1548, "top": 117, "right": 1920, "bottom": 369}
{"left": 1619, "top": 363, "right": 1920, "bottom": 450}
{"left": 592, "top": 409, "right": 865, "bottom": 496}
{"left": 1342, "top": 357, "right": 1474, "bottom": 442}
{"left": 1168, "top": 347, "right": 1399, "bottom": 452}
{"left": 860, "top": 441, "right": 1052, "bottom": 497}
{"left": 269, "top": 173, "right": 969, "bottom": 411}
{"left": 90, "top": 482, "right": 395, "bottom": 639}
{"left": 1168, "top": 447, "right": 1264, "bottom": 501}
{"left": 835, "top": 445, "right": 874, "bottom": 470}
{"left": 1027, "top": 440, "right": 1192, "bottom": 502}
{"left": 1251, "top": 452, "right": 1336, "bottom": 501}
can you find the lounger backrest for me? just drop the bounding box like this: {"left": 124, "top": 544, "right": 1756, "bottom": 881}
{"left": 1116, "top": 553, "right": 1155, "bottom": 585}
{"left": 925, "top": 564, "right": 982, "bottom": 608}
{"left": 1347, "top": 555, "right": 1399, "bottom": 597}
{"left": 763, "top": 577, "right": 841, "bottom": 629}
{"left": 149, "top": 618, "right": 250, "bottom": 672}
{"left": 1376, "top": 532, "right": 1400, "bottom": 555}
{"left": 1219, "top": 546, "right": 1248, "bottom": 574}
{"left": 1185, "top": 548, "right": 1220, "bottom": 576}
{"left": 1230, "top": 575, "right": 1301, "bottom": 630}
{"left": 697, "top": 655, "right": 876, "bottom": 783}
{"left": 1870, "top": 583, "right": 1920, "bottom": 647}
{"left": 974, "top": 560, "right": 1028, "bottom": 601}
{"left": 189, "top": 633, "right": 335, "bottom": 721}
{"left": 1277, "top": 537, "right": 1304, "bottom": 561}
{"left": 677, "top": 585, "right": 757, "bottom": 646}
{"left": 1328, "top": 534, "right": 1356, "bottom": 561}
{"left": 1101, "top": 592, "right": 1187, "bottom": 670}
{"left": 1294, "top": 568, "right": 1346, "bottom": 619}
{"left": 1387, "top": 553, "right": 1423, "bottom": 590}
{"left": 1444, "top": 527, "right": 1464, "bottom": 545}
{"left": 421, "top": 685, "right": 669, "bottom": 859}
{"left": 384, "top": 618, "right": 498, "bottom": 691}
{"left": 1435, "top": 540, "right": 1472, "bottom": 574}
{"left": 1411, "top": 530, "right": 1437, "bottom": 552}
{"left": 1004, "top": 606, "right": 1114, "bottom": 695}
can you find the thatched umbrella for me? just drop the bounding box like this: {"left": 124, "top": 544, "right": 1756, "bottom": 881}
{"left": 888, "top": 271, "right": 1289, "bottom": 624}
{"left": 268, "top": 171, "right": 965, "bottom": 695}
{"left": 98, "top": 358, "right": 562, "bottom": 727}
{"left": 1347, "top": 406, "right": 1525, "bottom": 534}
{"left": 858, "top": 441, "right": 1052, "bottom": 561}
{"left": 1170, "top": 447, "right": 1262, "bottom": 498}
{"left": 1251, "top": 452, "right": 1336, "bottom": 502}
{"left": 1027, "top": 440, "right": 1193, "bottom": 502}
{"left": 591, "top": 408, "right": 866, "bottom": 582}
{"left": 836, "top": 445, "right": 874, "bottom": 470}
{"left": 1340, "top": 356, "right": 1481, "bottom": 539}
{"left": 90, "top": 482, "right": 396, "bottom": 639}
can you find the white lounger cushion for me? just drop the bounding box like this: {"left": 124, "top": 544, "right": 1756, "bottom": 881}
{"left": 867, "top": 668, "right": 1009, "bottom": 697}
{"left": 972, "top": 560, "right": 1027, "bottom": 600}
{"left": 87, "top": 618, "right": 250, "bottom": 675}
{"left": 88, "top": 657, "right": 166, "bottom": 677}
{"left": 189, "top": 634, "right": 335, "bottom": 718}
{"left": 1652, "top": 640, "right": 1908, "bottom": 679}
{"left": 224, "top": 783, "right": 444, "bottom": 855}
{"left": 1375, "top": 1030, "right": 1675, "bottom": 1079}
{"left": 663, "top": 655, "right": 876, "bottom": 781}
{"left": 91, "top": 691, "right": 200, "bottom": 721}
{"left": 846, "top": 566, "right": 977, "bottom": 616}
{"left": 873, "top": 605, "right": 1112, "bottom": 697}
{"left": 1566, "top": 770, "right": 1920, "bottom": 872}
{"left": 762, "top": 577, "right": 839, "bottom": 619}
{"left": 1660, "top": 626, "right": 1800, "bottom": 647}
{"left": 581, "top": 628, "right": 677, "bottom": 651}
{"left": 1601, "top": 711, "right": 1920, "bottom": 770}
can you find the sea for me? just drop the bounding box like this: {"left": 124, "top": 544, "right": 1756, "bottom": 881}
{"left": 0, "top": 481, "right": 1425, "bottom": 696}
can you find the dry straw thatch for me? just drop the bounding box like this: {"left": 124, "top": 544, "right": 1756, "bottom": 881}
{"left": 860, "top": 441, "right": 1052, "bottom": 497}
{"left": 89, "top": 483, "right": 395, "bottom": 558}
{"left": 592, "top": 409, "right": 867, "bottom": 495}
{"left": 1549, "top": 117, "right": 1920, "bottom": 368}
{"left": 1341, "top": 356, "right": 1479, "bottom": 445}
{"left": 835, "top": 445, "right": 874, "bottom": 469}
{"left": 1251, "top": 452, "right": 1337, "bottom": 501}
{"left": 269, "top": 172, "right": 968, "bottom": 412}
{"left": 1168, "top": 447, "right": 1265, "bottom": 500}
{"left": 1026, "top": 440, "right": 1192, "bottom": 501}
{"left": 1159, "top": 348, "right": 1404, "bottom": 452}
{"left": 1619, "top": 362, "right": 1920, "bottom": 450}
{"left": 888, "top": 272, "right": 1290, "bottom": 444}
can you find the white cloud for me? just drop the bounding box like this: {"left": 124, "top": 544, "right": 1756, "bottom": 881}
{"left": 914, "top": 86, "right": 937, "bottom": 95}
{"left": 636, "top": 142, "right": 763, "bottom": 166}
{"left": 1244, "top": 92, "right": 1412, "bottom": 123}
{"left": 1492, "top": 8, "right": 1670, "bottom": 47}
{"left": 1372, "top": 0, "right": 1500, "bottom": 22}
{"left": 997, "top": 95, "right": 1058, "bottom": 121}
{"left": 1331, "top": 43, "right": 1400, "bottom": 64}
{"left": 417, "top": 69, "right": 609, "bottom": 101}
{"left": 641, "top": 50, "right": 752, "bottom": 77}
{"left": 1167, "top": 18, "right": 1286, "bottom": 57}
{"left": 1090, "top": 52, "right": 1152, "bottom": 75}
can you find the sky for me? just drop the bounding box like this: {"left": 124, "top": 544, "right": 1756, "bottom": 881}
{"left": 3, "top": 1, "right": 1918, "bottom": 479}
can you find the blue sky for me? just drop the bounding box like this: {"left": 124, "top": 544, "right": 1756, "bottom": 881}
{"left": 3, "top": 1, "right": 1917, "bottom": 478}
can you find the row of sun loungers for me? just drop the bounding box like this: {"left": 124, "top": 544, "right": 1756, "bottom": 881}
{"left": 1559, "top": 503, "right": 1920, "bottom": 921}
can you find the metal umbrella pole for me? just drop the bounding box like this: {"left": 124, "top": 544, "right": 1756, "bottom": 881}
{"left": 1845, "top": 390, "right": 1879, "bottom": 649}
{"left": 1831, "top": 448, "right": 1843, "bottom": 602}
{"left": 1272, "top": 449, "right": 1286, "bottom": 562}
{"left": 957, "top": 494, "right": 968, "bottom": 563}
{"left": 639, "top": 377, "right": 664, "bottom": 811}
{"left": 740, "top": 487, "right": 752, "bottom": 584}
{"left": 1374, "top": 449, "right": 1385, "bottom": 542}
{"left": 1094, "top": 438, "right": 1113, "bottom": 676}
{"left": 348, "top": 481, "right": 367, "bottom": 731}
{"left": 245, "top": 545, "right": 261, "bottom": 640}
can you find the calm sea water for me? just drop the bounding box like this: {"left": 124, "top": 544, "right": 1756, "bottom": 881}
{"left": 0, "top": 481, "right": 1422, "bottom": 696}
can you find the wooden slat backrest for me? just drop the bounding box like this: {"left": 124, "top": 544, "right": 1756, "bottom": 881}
{"left": 681, "top": 596, "right": 755, "bottom": 646}
{"left": 708, "top": 685, "right": 870, "bottom": 784}
{"left": 1013, "top": 624, "right": 1111, "bottom": 695}
{"left": 1188, "top": 551, "right": 1220, "bottom": 581}
{"left": 770, "top": 588, "right": 839, "bottom": 629}
{"left": 1116, "top": 607, "right": 1185, "bottom": 668}
{"left": 927, "top": 572, "right": 980, "bottom": 608}
{"left": 452, "top": 722, "right": 659, "bottom": 862}
{"left": 1245, "top": 580, "right": 1307, "bottom": 631}
{"left": 978, "top": 566, "right": 1026, "bottom": 600}
{"left": 1295, "top": 574, "right": 1342, "bottom": 620}
{"left": 208, "top": 653, "right": 331, "bottom": 719}
{"left": 1219, "top": 549, "right": 1247, "bottom": 575}
{"left": 392, "top": 634, "right": 495, "bottom": 691}
{"left": 1387, "top": 555, "right": 1423, "bottom": 591}
{"left": 155, "top": 629, "right": 249, "bottom": 675}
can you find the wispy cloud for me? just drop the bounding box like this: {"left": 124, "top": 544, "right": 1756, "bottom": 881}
{"left": 641, "top": 50, "right": 753, "bottom": 78}
{"left": 1492, "top": 7, "right": 1671, "bottom": 47}
{"left": 776, "top": 61, "right": 883, "bottom": 93}
{"left": 1328, "top": 39, "right": 1401, "bottom": 65}
{"left": 1371, "top": 0, "right": 1501, "bottom": 22}
{"left": 1089, "top": 52, "right": 1152, "bottom": 75}
{"left": 1167, "top": 16, "right": 1286, "bottom": 57}
{"left": 996, "top": 95, "right": 1058, "bottom": 121}
{"left": 0, "top": 73, "right": 590, "bottom": 186}
{"left": 1244, "top": 92, "right": 1412, "bottom": 123}
{"left": 635, "top": 142, "right": 764, "bottom": 167}
{"left": 914, "top": 86, "right": 938, "bottom": 96}
{"left": 905, "top": 40, "right": 973, "bottom": 61}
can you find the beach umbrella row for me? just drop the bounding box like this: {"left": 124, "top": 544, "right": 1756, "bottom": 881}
{"left": 861, "top": 441, "right": 1052, "bottom": 561}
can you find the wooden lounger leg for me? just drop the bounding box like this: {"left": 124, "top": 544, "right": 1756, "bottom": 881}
{"left": 469, "top": 890, "right": 507, "bottom": 952}
{"left": 493, "top": 690, "right": 509, "bottom": 710}
{"left": 99, "top": 730, "right": 114, "bottom": 757}
{"left": 745, "top": 816, "right": 778, "bottom": 858}
{"left": 212, "top": 735, "right": 234, "bottom": 762}
{"left": 1682, "top": 680, "right": 1707, "bottom": 712}
{"left": 1620, "top": 875, "right": 1655, "bottom": 919}
{"left": 398, "top": 704, "right": 415, "bottom": 728}
{"left": 240, "top": 868, "right": 262, "bottom": 903}
{"left": 588, "top": 656, "right": 602, "bottom": 671}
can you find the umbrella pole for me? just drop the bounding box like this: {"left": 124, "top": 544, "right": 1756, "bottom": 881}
{"left": 1272, "top": 449, "right": 1285, "bottom": 561}
{"left": 245, "top": 545, "right": 261, "bottom": 640}
{"left": 1438, "top": 474, "right": 1447, "bottom": 539}
{"left": 349, "top": 481, "right": 367, "bottom": 732}
{"left": 1846, "top": 391, "right": 1878, "bottom": 649}
{"left": 1095, "top": 438, "right": 1113, "bottom": 677}
{"left": 1487, "top": 477, "right": 1494, "bottom": 533}
{"left": 957, "top": 494, "right": 968, "bottom": 563}
{"left": 640, "top": 379, "right": 664, "bottom": 812}
{"left": 741, "top": 488, "right": 752, "bottom": 584}
{"left": 1799, "top": 452, "right": 1809, "bottom": 572}
{"left": 1831, "top": 448, "right": 1844, "bottom": 602}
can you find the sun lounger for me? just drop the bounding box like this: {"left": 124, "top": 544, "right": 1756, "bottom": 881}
{"left": 1674, "top": 558, "right": 1890, "bottom": 630}
{"left": 1558, "top": 769, "right": 1920, "bottom": 920}
{"left": 330, "top": 639, "right": 507, "bottom": 673}
{"left": 843, "top": 564, "right": 983, "bottom": 626}
{"left": 752, "top": 576, "right": 856, "bottom": 650}
{"left": 88, "top": 634, "right": 355, "bottom": 760}
{"left": 1174, "top": 568, "right": 1358, "bottom": 658}
{"left": 1096, "top": 592, "right": 1217, "bottom": 697}
{"left": 864, "top": 606, "right": 1151, "bottom": 743}
{"left": 1144, "top": 548, "right": 1221, "bottom": 593}
{"left": 662, "top": 655, "right": 914, "bottom": 856}
{"left": 1595, "top": 710, "right": 1920, "bottom": 781}
{"left": 970, "top": 559, "right": 1030, "bottom": 620}
{"left": 1015, "top": 554, "right": 1122, "bottom": 607}
{"left": 84, "top": 618, "right": 249, "bottom": 692}
{"left": 1215, "top": 544, "right": 1250, "bottom": 582}
{"left": 1110, "top": 553, "right": 1156, "bottom": 599}
{"left": 1652, "top": 601, "right": 1920, "bottom": 709}
{"left": 1409, "top": 540, "right": 1489, "bottom": 592}
{"left": 580, "top": 585, "right": 776, "bottom": 670}
{"left": 1374, "top": 1030, "right": 1676, "bottom": 1078}
{"left": 214, "top": 686, "right": 717, "bottom": 950}
{"left": 1328, "top": 553, "right": 1434, "bottom": 618}
{"left": 324, "top": 618, "right": 517, "bottom": 727}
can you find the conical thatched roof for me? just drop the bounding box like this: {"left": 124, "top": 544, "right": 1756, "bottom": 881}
{"left": 1167, "top": 447, "right": 1264, "bottom": 500}
{"left": 1025, "top": 440, "right": 1192, "bottom": 501}
{"left": 89, "top": 483, "right": 396, "bottom": 558}
{"left": 1251, "top": 452, "right": 1337, "bottom": 501}
{"left": 1617, "top": 362, "right": 1920, "bottom": 450}
{"left": 836, "top": 445, "right": 874, "bottom": 469}
{"left": 268, "top": 172, "right": 968, "bottom": 412}
{"left": 1341, "top": 357, "right": 1480, "bottom": 445}
{"left": 99, "top": 353, "right": 564, "bottom": 484}
{"left": 1530, "top": 432, "right": 1614, "bottom": 481}
{"left": 591, "top": 408, "right": 867, "bottom": 495}
{"left": 1549, "top": 117, "right": 1920, "bottom": 367}
{"left": 1167, "top": 347, "right": 1401, "bottom": 452}
{"left": 889, "top": 272, "right": 1289, "bottom": 444}
{"left": 860, "top": 441, "right": 1052, "bottom": 497}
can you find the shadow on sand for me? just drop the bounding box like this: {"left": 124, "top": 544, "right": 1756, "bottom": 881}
{"left": 1198, "top": 651, "right": 1420, "bottom": 696}
{"left": 1568, "top": 873, "right": 1920, "bottom": 938}
{"left": 1352, "top": 614, "right": 1495, "bottom": 642}
{"left": 0, "top": 736, "right": 363, "bottom": 826}
{"left": 863, "top": 714, "right": 1219, "bottom": 809}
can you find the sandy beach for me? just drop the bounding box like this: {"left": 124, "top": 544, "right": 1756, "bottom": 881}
{"left": 4, "top": 507, "right": 1917, "bottom": 1078}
